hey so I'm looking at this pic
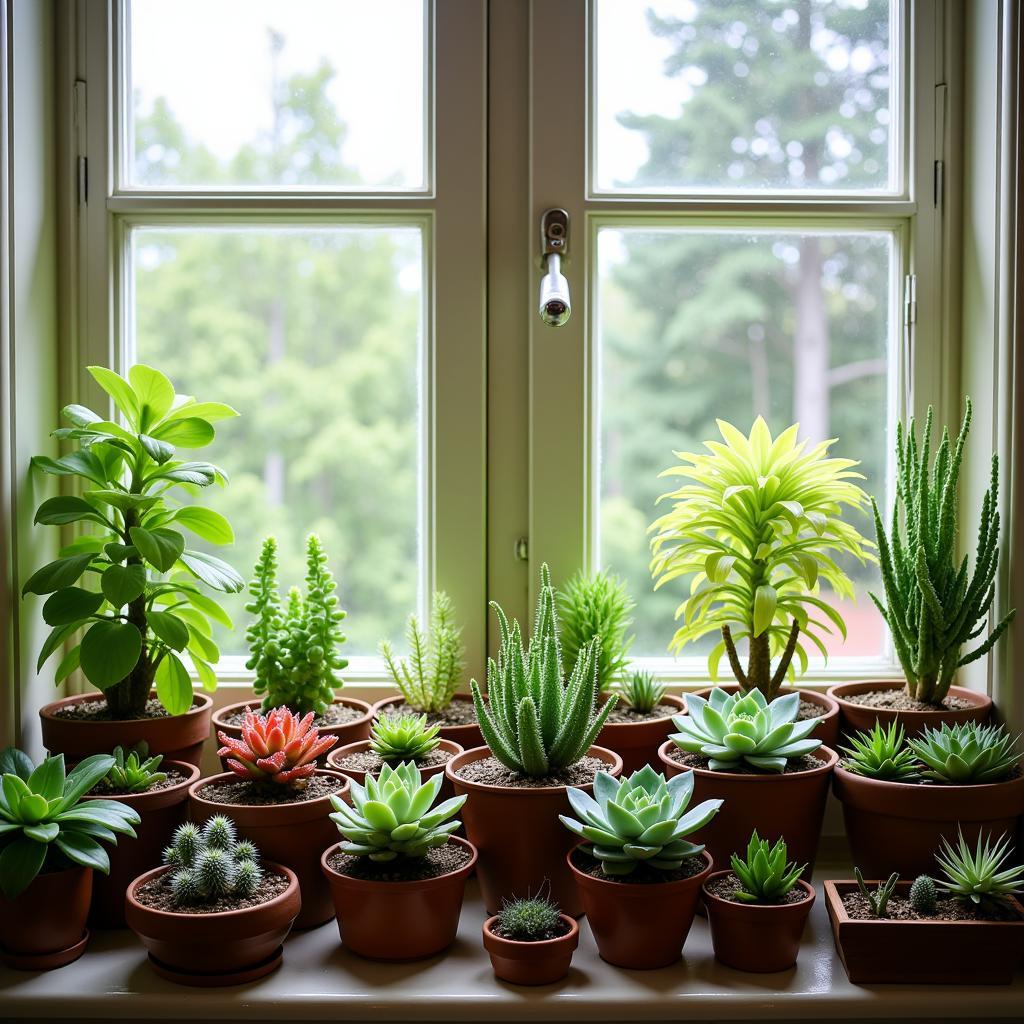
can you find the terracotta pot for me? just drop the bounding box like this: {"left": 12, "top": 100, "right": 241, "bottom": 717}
{"left": 372, "top": 693, "right": 484, "bottom": 750}
{"left": 327, "top": 738, "right": 462, "bottom": 803}
{"left": 702, "top": 870, "right": 815, "bottom": 972}
{"left": 824, "top": 880, "right": 1024, "bottom": 984}
{"left": 568, "top": 846, "right": 712, "bottom": 969}
{"left": 213, "top": 696, "right": 373, "bottom": 771}
{"left": 447, "top": 745, "right": 623, "bottom": 916}
{"left": 658, "top": 741, "right": 837, "bottom": 878}
{"left": 188, "top": 769, "right": 349, "bottom": 929}
{"left": 39, "top": 692, "right": 213, "bottom": 768}
{"left": 125, "top": 862, "right": 300, "bottom": 985}
{"left": 833, "top": 762, "right": 1024, "bottom": 877}
{"left": 482, "top": 913, "right": 579, "bottom": 985}
{"left": 596, "top": 693, "right": 686, "bottom": 775}
{"left": 0, "top": 866, "right": 92, "bottom": 970}
{"left": 693, "top": 684, "right": 840, "bottom": 749}
{"left": 83, "top": 760, "right": 199, "bottom": 928}
{"left": 320, "top": 836, "right": 477, "bottom": 960}
{"left": 827, "top": 680, "right": 991, "bottom": 739}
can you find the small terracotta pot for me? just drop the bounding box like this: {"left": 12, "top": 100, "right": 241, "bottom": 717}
{"left": 824, "top": 880, "right": 1024, "bottom": 984}
{"left": 83, "top": 760, "right": 200, "bottom": 928}
{"left": 447, "top": 745, "right": 623, "bottom": 916}
{"left": 39, "top": 692, "right": 213, "bottom": 768}
{"left": 833, "top": 762, "right": 1024, "bottom": 877}
{"left": 482, "top": 913, "right": 579, "bottom": 985}
{"left": 213, "top": 696, "right": 373, "bottom": 771}
{"left": 326, "top": 738, "right": 462, "bottom": 803}
{"left": 702, "top": 871, "right": 815, "bottom": 972}
{"left": 125, "top": 862, "right": 299, "bottom": 985}
{"left": 372, "top": 693, "right": 484, "bottom": 750}
{"left": 188, "top": 769, "right": 349, "bottom": 929}
{"left": 596, "top": 693, "right": 686, "bottom": 775}
{"left": 693, "top": 684, "right": 840, "bottom": 749}
{"left": 827, "top": 680, "right": 992, "bottom": 739}
{"left": 321, "top": 836, "right": 477, "bottom": 960}
{"left": 568, "top": 846, "right": 712, "bottom": 969}
{"left": 0, "top": 866, "right": 92, "bottom": 970}
{"left": 658, "top": 742, "right": 837, "bottom": 878}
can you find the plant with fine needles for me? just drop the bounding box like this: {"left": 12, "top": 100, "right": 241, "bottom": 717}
{"left": 496, "top": 886, "right": 563, "bottom": 941}
{"left": 161, "top": 816, "right": 262, "bottom": 908}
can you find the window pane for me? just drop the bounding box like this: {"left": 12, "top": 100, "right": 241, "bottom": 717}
{"left": 596, "top": 227, "right": 894, "bottom": 660}
{"left": 594, "top": 0, "right": 896, "bottom": 193}
{"left": 129, "top": 226, "right": 424, "bottom": 655}
{"left": 127, "top": 0, "right": 426, "bottom": 189}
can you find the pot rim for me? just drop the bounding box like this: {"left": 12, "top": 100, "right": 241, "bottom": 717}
{"left": 372, "top": 691, "right": 479, "bottom": 712}
{"left": 482, "top": 912, "right": 579, "bottom": 951}
{"left": 83, "top": 759, "right": 200, "bottom": 809}
{"left": 566, "top": 843, "right": 713, "bottom": 893}
{"left": 320, "top": 834, "right": 478, "bottom": 892}
{"left": 445, "top": 744, "right": 623, "bottom": 795}
{"left": 39, "top": 691, "right": 213, "bottom": 724}
{"left": 326, "top": 737, "right": 463, "bottom": 771}
{"left": 691, "top": 684, "right": 839, "bottom": 711}
{"left": 598, "top": 692, "right": 686, "bottom": 728}
{"left": 701, "top": 869, "right": 815, "bottom": 911}
{"left": 833, "top": 759, "right": 1024, "bottom": 796}
{"left": 657, "top": 740, "right": 838, "bottom": 780}
{"left": 823, "top": 879, "right": 1024, "bottom": 926}
{"left": 826, "top": 680, "right": 992, "bottom": 709}
{"left": 188, "top": 768, "right": 350, "bottom": 811}
{"left": 212, "top": 695, "right": 373, "bottom": 731}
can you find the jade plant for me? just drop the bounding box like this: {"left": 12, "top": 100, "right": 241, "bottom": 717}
{"left": 649, "top": 417, "right": 874, "bottom": 700}
{"left": 23, "top": 364, "right": 243, "bottom": 718}
{"left": 840, "top": 721, "right": 921, "bottom": 781}
{"left": 370, "top": 714, "right": 441, "bottom": 763}
{"left": 246, "top": 535, "right": 349, "bottom": 717}
{"left": 97, "top": 744, "right": 167, "bottom": 793}
{"left": 908, "top": 722, "right": 1021, "bottom": 784}
{"left": 559, "top": 764, "right": 721, "bottom": 876}
{"left": 909, "top": 874, "right": 937, "bottom": 913}
{"left": 472, "top": 564, "right": 617, "bottom": 777}
{"left": 0, "top": 748, "right": 140, "bottom": 899}
{"left": 618, "top": 669, "right": 667, "bottom": 714}
{"left": 496, "top": 889, "right": 563, "bottom": 940}
{"left": 854, "top": 867, "right": 899, "bottom": 918}
{"left": 162, "top": 816, "right": 262, "bottom": 907}
{"left": 871, "top": 400, "right": 1016, "bottom": 705}
{"left": 935, "top": 830, "right": 1024, "bottom": 906}
{"left": 729, "top": 831, "right": 806, "bottom": 903}
{"left": 380, "top": 591, "right": 465, "bottom": 714}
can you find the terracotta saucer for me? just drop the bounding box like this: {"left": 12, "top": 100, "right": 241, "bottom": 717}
{"left": 146, "top": 945, "right": 284, "bottom": 987}
{"left": 0, "top": 930, "right": 89, "bottom": 971}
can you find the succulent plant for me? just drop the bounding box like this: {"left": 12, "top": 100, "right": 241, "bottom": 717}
{"left": 839, "top": 721, "right": 921, "bottom": 781}
{"left": 559, "top": 764, "right": 721, "bottom": 876}
{"left": 907, "top": 722, "right": 1021, "bottom": 784}
{"left": 162, "top": 815, "right": 262, "bottom": 907}
{"left": 909, "top": 873, "right": 937, "bottom": 913}
{"left": 328, "top": 761, "right": 466, "bottom": 861}
{"left": 370, "top": 713, "right": 441, "bottom": 763}
{"left": 669, "top": 688, "right": 821, "bottom": 773}
{"left": 935, "top": 830, "right": 1024, "bottom": 906}
{"left": 618, "top": 670, "right": 667, "bottom": 714}
{"left": 496, "top": 889, "right": 563, "bottom": 941}
{"left": 472, "top": 563, "right": 617, "bottom": 777}
{"left": 217, "top": 706, "right": 337, "bottom": 786}
{"left": 97, "top": 744, "right": 167, "bottom": 793}
{"left": 855, "top": 867, "right": 899, "bottom": 918}
{"left": 729, "top": 830, "right": 806, "bottom": 903}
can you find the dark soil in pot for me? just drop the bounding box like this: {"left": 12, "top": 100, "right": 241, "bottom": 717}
{"left": 827, "top": 680, "right": 991, "bottom": 738}
{"left": 326, "top": 738, "right": 462, "bottom": 801}
{"left": 596, "top": 693, "right": 686, "bottom": 775}
{"left": 0, "top": 865, "right": 92, "bottom": 970}
{"left": 482, "top": 913, "right": 579, "bottom": 985}
{"left": 373, "top": 693, "right": 484, "bottom": 750}
{"left": 693, "top": 684, "right": 840, "bottom": 749}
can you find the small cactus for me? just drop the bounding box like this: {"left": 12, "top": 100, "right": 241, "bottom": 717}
{"left": 196, "top": 849, "right": 235, "bottom": 898}
{"left": 909, "top": 874, "right": 937, "bottom": 913}
{"left": 496, "top": 890, "right": 563, "bottom": 941}
{"left": 234, "top": 859, "right": 262, "bottom": 898}
{"left": 203, "top": 816, "right": 236, "bottom": 852}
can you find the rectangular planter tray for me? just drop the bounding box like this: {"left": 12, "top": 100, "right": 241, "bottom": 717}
{"left": 825, "top": 880, "right": 1024, "bottom": 984}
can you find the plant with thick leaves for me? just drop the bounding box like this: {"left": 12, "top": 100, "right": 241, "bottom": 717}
{"left": 0, "top": 748, "right": 140, "bottom": 899}
{"left": 839, "top": 721, "right": 922, "bottom": 781}
{"left": 559, "top": 764, "right": 721, "bottom": 876}
{"left": 23, "top": 364, "right": 243, "bottom": 719}
{"left": 217, "top": 706, "right": 337, "bottom": 786}
{"left": 729, "top": 830, "right": 806, "bottom": 902}
{"left": 472, "top": 564, "right": 618, "bottom": 777}
{"left": 935, "top": 830, "right": 1024, "bottom": 906}
{"left": 618, "top": 670, "right": 667, "bottom": 714}
{"left": 162, "top": 816, "right": 262, "bottom": 907}
{"left": 669, "top": 688, "right": 821, "bottom": 773}
{"left": 907, "top": 721, "right": 1021, "bottom": 784}
{"left": 328, "top": 761, "right": 466, "bottom": 861}
{"left": 649, "top": 417, "right": 873, "bottom": 700}
{"left": 855, "top": 867, "right": 899, "bottom": 918}
{"left": 96, "top": 744, "right": 167, "bottom": 793}
{"left": 872, "top": 400, "right": 1016, "bottom": 705}
{"left": 370, "top": 714, "right": 440, "bottom": 763}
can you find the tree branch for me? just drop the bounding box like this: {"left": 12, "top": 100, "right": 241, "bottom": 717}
{"left": 721, "top": 625, "right": 748, "bottom": 689}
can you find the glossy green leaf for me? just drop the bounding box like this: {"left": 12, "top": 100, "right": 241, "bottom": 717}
{"left": 42, "top": 587, "right": 104, "bottom": 626}
{"left": 129, "top": 364, "right": 175, "bottom": 428}
{"left": 151, "top": 417, "right": 215, "bottom": 448}
{"left": 148, "top": 610, "right": 189, "bottom": 651}
{"left": 100, "top": 563, "right": 147, "bottom": 607}
{"left": 179, "top": 551, "right": 244, "bottom": 593}
{"left": 88, "top": 366, "right": 140, "bottom": 427}
{"left": 170, "top": 506, "right": 234, "bottom": 545}
{"left": 129, "top": 527, "right": 185, "bottom": 573}
{"left": 155, "top": 653, "right": 192, "bottom": 715}
{"left": 21, "top": 553, "right": 95, "bottom": 596}
{"left": 79, "top": 621, "right": 142, "bottom": 689}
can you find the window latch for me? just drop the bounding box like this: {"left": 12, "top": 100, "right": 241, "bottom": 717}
{"left": 538, "top": 209, "right": 571, "bottom": 327}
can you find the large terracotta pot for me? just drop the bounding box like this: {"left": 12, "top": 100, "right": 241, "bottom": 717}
{"left": 568, "top": 846, "right": 712, "bottom": 969}
{"left": 482, "top": 912, "right": 579, "bottom": 985}
{"left": 693, "top": 684, "right": 840, "bottom": 749}
{"left": 39, "top": 692, "right": 213, "bottom": 768}
{"left": 188, "top": 769, "right": 348, "bottom": 929}
{"left": 125, "top": 862, "right": 300, "bottom": 985}
{"left": 833, "top": 762, "right": 1024, "bottom": 877}
{"left": 372, "top": 693, "right": 484, "bottom": 750}
{"left": 702, "top": 871, "right": 815, "bottom": 972}
{"left": 84, "top": 760, "right": 199, "bottom": 928}
{"left": 827, "top": 680, "right": 991, "bottom": 739}
{"left": 327, "top": 738, "right": 462, "bottom": 802}
{"left": 596, "top": 694, "right": 686, "bottom": 775}
{"left": 447, "top": 745, "right": 623, "bottom": 916}
{"left": 0, "top": 866, "right": 92, "bottom": 970}
{"left": 321, "top": 837, "right": 477, "bottom": 960}
{"left": 658, "top": 741, "right": 837, "bottom": 878}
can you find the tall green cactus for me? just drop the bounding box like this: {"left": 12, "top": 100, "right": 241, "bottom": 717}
{"left": 871, "top": 399, "right": 1015, "bottom": 704}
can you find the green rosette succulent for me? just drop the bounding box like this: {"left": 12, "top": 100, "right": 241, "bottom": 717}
{"left": 370, "top": 713, "right": 441, "bottom": 763}
{"left": 935, "top": 830, "right": 1024, "bottom": 905}
{"left": 839, "top": 721, "right": 921, "bottom": 781}
{"left": 908, "top": 722, "right": 1021, "bottom": 784}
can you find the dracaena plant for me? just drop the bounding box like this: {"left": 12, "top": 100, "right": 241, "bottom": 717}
{"left": 370, "top": 714, "right": 441, "bottom": 763}
{"left": 23, "top": 364, "right": 243, "bottom": 720}
{"left": 649, "top": 418, "right": 874, "bottom": 700}
{"left": 872, "top": 400, "right": 1016, "bottom": 705}
{"left": 729, "top": 831, "right": 806, "bottom": 903}
{"left": 908, "top": 722, "right": 1021, "bottom": 784}
{"left": 217, "top": 707, "right": 338, "bottom": 786}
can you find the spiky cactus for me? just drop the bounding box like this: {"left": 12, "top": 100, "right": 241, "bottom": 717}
{"left": 162, "top": 816, "right": 263, "bottom": 907}
{"left": 496, "top": 891, "right": 563, "bottom": 940}
{"left": 909, "top": 874, "right": 937, "bottom": 913}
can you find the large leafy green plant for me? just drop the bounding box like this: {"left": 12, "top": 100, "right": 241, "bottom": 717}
{"left": 23, "top": 365, "right": 243, "bottom": 718}
{"left": 649, "top": 417, "right": 873, "bottom": 699}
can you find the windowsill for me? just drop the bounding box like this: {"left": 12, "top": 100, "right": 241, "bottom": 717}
{"left": 3, "top": 861, "right": 1021, "bottom": 1022}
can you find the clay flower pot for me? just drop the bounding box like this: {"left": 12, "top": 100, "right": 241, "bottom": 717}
{"left": 372, "top": 693, "right": 484, "bottom": 750}
{"left": 39, "top": 692, "right": 213, "bottom": 767}
{"left": 833, "top": 762, "right": 1024, "bottom": 877}
{"left": 482, "top": 913, "right": 579, "bottom": 985}
{"left": 125, "top": 862, "right": 300, "bottom": 985}
{"left": 0, "top": 866, "right": 92, "bottom": 970}
{"left": 327, "top": 737, "right": 462, "bottom": 802}
{"left": 596, "top": 693, "right": 686, "bottom": 775}
{"left": 188, "top": 769, "right": 349, "bottom": 929}
{"left": 827, "top": 680, "right": 991, "bottom": 739}
{"left": 824, "top": 880, "right": 1024, "bottom": 984}
{"left": 693, "top": 684, "right": 840, "bottom": 749}
{"left": 320, "top": 836, "right": 477, "bottom": 960}
{"left": 658, "top": 742, "right": 837, "bottom": 878}
{"left": 568, "top": 846, "right": 712, "bottom": 969}
{"left": 83, "top": 760, "right": 200, "bottom": 928}
{"left": 702, "top": 870, "right": 815, "bottom": 972}
{"left": 447, "top": 745, "right": 623, "bottom": 916}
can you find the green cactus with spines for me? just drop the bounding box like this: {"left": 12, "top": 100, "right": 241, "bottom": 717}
{"left": 496, "top": 890, "right": 563, "bottom": 941}
{"left": 909, "top": 874, "right": 937, "bottom": 913}
{"left": 163, "top": 816, "right": 262, "bottom": 907}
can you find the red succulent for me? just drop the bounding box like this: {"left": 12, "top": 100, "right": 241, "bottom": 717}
{"left": 218, "top": 707, "right": 337, "bottom": 785}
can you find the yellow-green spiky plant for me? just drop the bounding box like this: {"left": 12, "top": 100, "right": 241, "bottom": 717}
{"left": 649, "top": 417, "right": 874, "bottom": 700}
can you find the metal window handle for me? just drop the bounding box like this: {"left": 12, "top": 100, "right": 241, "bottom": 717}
{"left": 539, "top": 208, "right": 571, "bottom": 327}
